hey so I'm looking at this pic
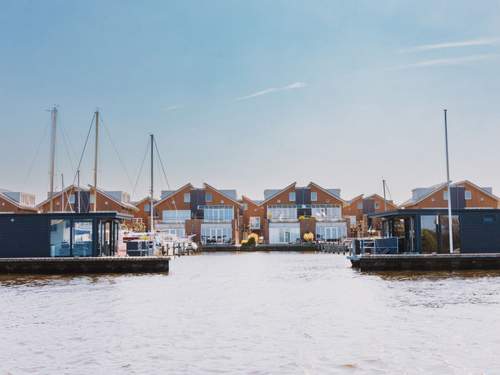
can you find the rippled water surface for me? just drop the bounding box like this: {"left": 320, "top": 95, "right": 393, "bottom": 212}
{"left": 2, "top": 252, "right": 500, "bottom": 374}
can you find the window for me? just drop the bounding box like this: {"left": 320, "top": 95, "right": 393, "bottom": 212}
{"left": 162, "top": 210, "right": 191, "bottom": 223}
{"left": 201, "top": 224, "right": 232, "bottom": 244}
{"left": 90, "top": 194, "right": 96, "bottom": 204}
{"left": 310, "top": 192, "right": 317, "bottom": 202}
{"left": 443, "top": 191, "right": 449, "bottom": 201}
{"left": 249, "top": 216, "right": 261, "bottom": 229}
{"left": 144, "top": 203, "right": 151, "bottom": 212}
{"left": 267, "top": 205, "right": 297, "bottom": 221}
{"left": 311, "top": 205, "right": 341, "bottom": 220}
{"left": 206, "top": 192, "right": 213, "bottom": 202}
{"left": 483, "top": 215, "right": 495, "bottom": 224}
{"left": 203, "top": 206, "right": 234, "bottom": 222}
{"left": 465, "top": 190, "right": 472, "bottom": 200}
{"left": 184, "top": 192, "right": 191, "bottom": 203}
{"left": 241, "top": 203, "right": 248, "bottom": 211}
{"left": 289, "top": 192, "right": 296, "bottom": 202}
{"left": 73, "top": 220, "right": 93, "bottom": 256}
{"left": 357, "top": 202, "right": 363, "bottom": 209}
{"left": 50, "top": 219, "right": 71, "bottom": 256}
{"left": 375, "top": 202, "right": 380, "bottom": 209}
{"left": 69, "top": 194, "right": 76, "bottom": 204}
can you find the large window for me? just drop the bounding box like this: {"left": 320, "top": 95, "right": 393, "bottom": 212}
{"left": 249, "top": 216, "right": 261, "bottom": 229}
{"left": 162, "top": 210, "right": 191, "bottom": 223}
{"left": 267, "top": 205, "right": 297, "bottom": 221}
{"left": 203, "top": 206, "right": 234, "bottom": 222}
{"left": 73, "top": 220, "right": 93, "bottom": 256}
{"left": 439, "top": 215, "right": 461, "bottom": 253}
{"left": 311, "top": 205, "right": 341, "bottom": 220}
{"left": 268, "top": 223, "right": 300, "bottom": 244}
{"left": 316, "top": 222, "right": 347, "bottom": 241}
{"left": 50, "top": 219, "right": 71, "bottom": 256}
{"left": 201, "top": 224, "right": 232, "bottom": 244}
{"left": 420, "top": 215, "right": 438, "bottom": 253}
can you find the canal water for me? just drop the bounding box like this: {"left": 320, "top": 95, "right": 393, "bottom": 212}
{"left": 1, "top": 253, "right": 500, "bottom": 374}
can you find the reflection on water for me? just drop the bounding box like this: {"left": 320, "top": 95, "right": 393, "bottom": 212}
{"left": 1, "top": 252, "right": 500, "bottom": 374}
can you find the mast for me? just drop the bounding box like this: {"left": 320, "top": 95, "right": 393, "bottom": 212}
{"left": 77, "top": 169, "right": 81, "bottom": 213}
{"left": 382, "top": 178, "right": 387, "bottom": 212}
{"left": 61, "top": 173, "right": 65, "bottom": 211}
{"left": 444, "top": 109, "right": 454, "bottom": 253}
{"left": 150, "top": 134, "right": 154, "bottom": 233}
{"left": 93, "top": 110, "right": 99, "bottom": 212}
{"left": 48, "top": 106, "right": 57, "bottom": 212}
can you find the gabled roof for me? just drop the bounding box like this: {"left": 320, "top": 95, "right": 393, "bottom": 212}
{"left": 261, "top": 182, "right": 297, "bottom": 205}
{"left": 132, "top": 196, "right": 157, "bottom": 206}
{"left": 203, "top": 183, "right": 240, "bottom": 205}
{"left": 308, "top": 181, "right": 347, "bottom": 205}
{"left": 154, "top": 183, "right": 194, "bottom": 207}
{"left": 400, "top": 180, "right": 500, "bottom": 208}
{"left": 364, "top": 193, "right": 398, "bottom": 209}
{"left": 0, "top": 191, "right": 37, "bottom": 212}
{"left": 241, "top": 195, "right": 263, "bottom": 207}
{"left": 97, "top": 189, "right": 139, "bottom": 212}
{"left": 36, "top": 184, "right": 86, "bottom": 209}
{"left": 347, "top": 194, "right": 364, "bottom": 204}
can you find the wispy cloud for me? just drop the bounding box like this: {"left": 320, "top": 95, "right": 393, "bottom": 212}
{"left": 236, "top": 82, "right": 306, "bottom": 101}
{"left": 161, "top": 105, "right": 182, "bottom": 112}
{"left": 392, "top": 54, "right": 499, "bottom": 70}
{"left": 400, "top": 37, "right": 500, "bottom": 53}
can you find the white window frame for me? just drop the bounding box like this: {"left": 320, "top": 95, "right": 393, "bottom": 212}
{"left": 465, "top": 190, "right": 472, "bottom": 200}
{"left": 184, "top": 192, "right": 191, "bottom": 203}
{"left": 310, "top": 191, "right": 317, "bottom": 202}
{"left": 289, "top": 191, "right": 296, "bottom": 202}
{"left": 249, "top": 216, "right": 261, "bottom": 230}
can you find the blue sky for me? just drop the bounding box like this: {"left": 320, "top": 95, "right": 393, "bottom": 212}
{"left": 1, "top": 0, "right": 500, "bottom": 203}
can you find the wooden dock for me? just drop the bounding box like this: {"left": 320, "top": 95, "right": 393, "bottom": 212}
{"left": 349, "top": 253, "right": 500, "bottom": 271}
{"left": 0, "top": 256, "right": 170, "bottom": 274}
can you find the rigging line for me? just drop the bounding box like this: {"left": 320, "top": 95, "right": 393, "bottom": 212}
{"left": 153, "top": 137, "right": 178, "bottom": 212}
{"left": 71, "top": 112, "right": 95, "bottom": 187}
{"left": 153, "top": 138, "right": 171, "bottom": 190}
{"left": 100, "top": 116, "right": 135, "bottom": 191}
{"left": 59, "top": 116, "right": 76, "bottom": 174}
{"left": 132, "top": 139, "right": 150, "bottom": 198}
{"left": 23, "top": 119, "right": 51, "bottom": 186}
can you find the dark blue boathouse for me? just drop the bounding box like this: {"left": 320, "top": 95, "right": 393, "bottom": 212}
{"left": 369, "top": 209, "right": 500, "bottom": 254}
{"left": 0, "top": 212, "right": 131, "bottom": 258}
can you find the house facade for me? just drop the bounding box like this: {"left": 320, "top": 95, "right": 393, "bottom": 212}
{"left": 37, "top": 185, "right": 138, "bottom": 216}
{"left": 400, "top": 180, "right": 499, "bottom": 210}
{"left": 154, "top": 183, "right": 241, "bottom": 245}
{"left": 0, "top": 189, "right": 37, "bottom": 213}
{"left": 132, "top": 197, "right": 156, "bottom": 231}
{"left": 240, "top": 196, "right": 265, "bottom": 242}
{"left": 344, "top": 194, "right": 398, "bottom": 236}
{"left": 261, "top": 182, "right": 347, "bottom": 244}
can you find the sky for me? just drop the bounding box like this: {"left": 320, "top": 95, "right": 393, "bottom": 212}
{"left": 1, "top": 0, "right": 500, "bottom": 204}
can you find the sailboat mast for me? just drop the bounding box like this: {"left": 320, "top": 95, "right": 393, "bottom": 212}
{"left": 150, "top": 134, "right": 154, "bottom": 233}
{"left": 93, "top": 110, "right": 99, "bottom": 212}
{"left": 444, "top": 109, "right": 454, "bottom": 253}
{"left": 48, "top": 106, "right": 57, "bottom": 212}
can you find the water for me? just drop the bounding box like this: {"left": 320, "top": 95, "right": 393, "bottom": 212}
{"left": 1, "top": 252, "right": 500, "bottom": 374}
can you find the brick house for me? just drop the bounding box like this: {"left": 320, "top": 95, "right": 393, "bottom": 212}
{"left": 400, "top": 180, "right": 499, "bottom": 210}
{"left": 343, "top": 194, "right": 398, "bottom": 236}
{"left": 240, "top": 196, "right": 265, "bottom": 242}
{"left": 132, "top": 197, "right": 157, "bottom": 231}
{"left": 0, "top": 189, "right": 37, "bottom": 213}
{"left": 260, "top": 182, "right": 347, "bottom": 244}
{"left": 37, "top": 185, "right": 138, "bottom": 216}
{"left": 154, "top": 183, "right": 241, "bottom": 245}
